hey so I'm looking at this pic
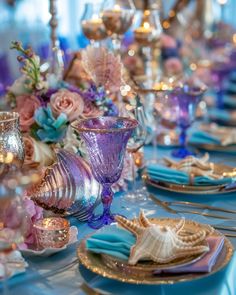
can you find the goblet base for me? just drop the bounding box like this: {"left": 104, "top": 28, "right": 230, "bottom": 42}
{"left": 88, "top": 212, "right": 116, "bottom": 229}
{"left": 171, "top": 147, "right": 196, "bottom": 159}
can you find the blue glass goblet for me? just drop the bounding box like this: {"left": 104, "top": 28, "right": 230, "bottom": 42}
{"left": 168, "top": 84, "right": 206, "bottom": 158}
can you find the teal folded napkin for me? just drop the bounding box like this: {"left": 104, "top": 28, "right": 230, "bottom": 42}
{"left": 189, "top": 130, "right": 221, "bottom": 145}
{"left": 86, "top": 225, "right": 135, "bottom": 260}
{"left": 147, "top": 163, "right": 233, "bottom": 186}
{"left": 208, "top": 108, "right": 231, "bottom": 122}
{"left": 226, "top": 82, "right": 236, "bottom": 94}
{"left": 223, "top": 95, "right": 236, "bottom": 108}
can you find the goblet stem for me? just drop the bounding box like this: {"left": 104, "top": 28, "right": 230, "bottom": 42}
{"left": 88, "top": 184, "right": 115, "bottom": 229}
{"left": 179, "top": 126, "right": 187, "bottom": 148}
{"left": 216, "top": 88, "right": 224, "bottom": 109}
{"left": 101, "top": 184, "right": 113, "bottom": 216}
{"left": 172, "top": 126, "right": 195, "bottom": 158}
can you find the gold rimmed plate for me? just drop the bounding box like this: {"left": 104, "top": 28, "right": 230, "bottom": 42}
{"left": 190, "top": 142, "right": 236, "bottom": 154}
{"left": 144, "top": 175, "right": 236, "bottom": 195}
{"left": 77, "top": 218, "right": 234, "bottom": 285}
{"left": 144, "top": 161, "right": 236, "bottom": 194}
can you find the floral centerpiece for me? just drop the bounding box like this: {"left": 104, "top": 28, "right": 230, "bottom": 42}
{"left": 6, "top": 42, "right": 133, "bottom": 191}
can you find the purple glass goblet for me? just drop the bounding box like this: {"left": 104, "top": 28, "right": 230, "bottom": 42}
{"left": 72, "top": 116, "right": 138, "bottom": 229}
{"left": 168, "top": 84, "right": 206, "bottom": 158}
{"left": 211, "top": 62, "right": 233, "bottom": 108}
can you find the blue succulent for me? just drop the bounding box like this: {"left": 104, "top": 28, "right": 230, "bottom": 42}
{"left": 34, "top": 106, "right": 68, "bottom": 143}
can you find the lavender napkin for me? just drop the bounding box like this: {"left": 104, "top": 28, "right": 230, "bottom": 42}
{"left": 154, "top": 236, "right": 224, "bottom": 274}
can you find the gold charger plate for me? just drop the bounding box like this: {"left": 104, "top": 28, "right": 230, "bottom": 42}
{"left": 77, "top": 218, "right": 234, "bottom": 285}
{"left": 190, "top": 142, "right": 236, "bottom": 153}
{"left": 144, "top": 176, "right": 236, "bottom": 195}
{"left": 144, "top": 161, "right": 236, "bottom": 194}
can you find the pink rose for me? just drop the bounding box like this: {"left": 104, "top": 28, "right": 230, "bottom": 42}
{"left": 50, "top": 89, "right": 84, "bottom": 122}
{"left": 82, "top": 100, "right": 103, "bottom": 118}
{"left": 164, "top": 58, "right": 183, "bottom": 75}
{"left": 15, "top": 94, "right": 41, "bottom": 132}
{"left": 161, "top": 34, "right": 177, "bottom": 48}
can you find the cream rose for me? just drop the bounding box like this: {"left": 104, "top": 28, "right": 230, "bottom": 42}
{"left": 23, "top": 136, "right": 55, "bottom": 167}
{"left": 50, "top": 89, "right": 84, "bottom": 122}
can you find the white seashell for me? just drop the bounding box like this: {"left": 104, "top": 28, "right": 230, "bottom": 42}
{"left": 115, "top": 211, "right": 209, "bottom": 265}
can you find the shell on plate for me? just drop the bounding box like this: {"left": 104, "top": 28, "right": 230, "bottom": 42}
{"left": 26, "top": 149, "right": 100, "bottom": 221}
{"left": 115, "top": 211, "right": 209, "bottom": 265}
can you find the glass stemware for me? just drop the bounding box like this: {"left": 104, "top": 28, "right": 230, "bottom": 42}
{"left": 168, "top": 82, "right": 207, "bottom": 158}
{"left": 101, "top": 0, "right": 135, "bottom": 55}
{"left": 125, "top": 104, "right": 147, "bottom": 200}
{"left": 81, "top": 3, "right": 108, "bottom": 46}
{"left": 72, "top": 117, "right": 138, "bottom": 229}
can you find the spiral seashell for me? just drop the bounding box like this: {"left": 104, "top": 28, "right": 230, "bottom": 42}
{"left": 26, "top": 149, "right": 100, "bottom": 221}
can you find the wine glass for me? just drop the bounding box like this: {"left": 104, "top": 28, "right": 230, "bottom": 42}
{"left": 134, "top": 8, "right": 162, "bottom": 78}
{"left": 72, "top": 116, "right": 138, "bottom": 229}
{"left": 125, "top": 104, "right": 147, "bottom": 200}
{"left": 167, "top": 79, "right": 207, "bottom": 158}
{"left": 101, "top": 0, "right": 135, "bottom": 55}
{"left": 81, "top": 2, "right": 108, "bottom": 47}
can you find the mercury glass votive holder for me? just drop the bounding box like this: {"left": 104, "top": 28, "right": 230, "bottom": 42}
{"left": 33, "top": 217, "right": 70, "bottom": 249}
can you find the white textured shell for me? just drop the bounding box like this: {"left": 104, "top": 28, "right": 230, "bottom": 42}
{"left": 116, "top": 211, "right": 209, "bottom": 265}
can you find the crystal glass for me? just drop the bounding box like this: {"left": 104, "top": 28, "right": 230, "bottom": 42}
{"left": 81, "top": 3, "right": 108, "bottom": 46}
{"left": 0, "top": 112, "right": 24, "bottom": 168}
{"left": 101, "top": 0, "right": 135, "bottom": 55}
{"left": 167, "top": 81, "right": 207, "bottom": 158}
{"left": 211, "top": 61, "right": 233, "bottom": 108}
{"left": 126, "top": 105, "right": 147, "bottom": 200}
{"left": 72, "top": 117, "right": 138, "bottom": 229}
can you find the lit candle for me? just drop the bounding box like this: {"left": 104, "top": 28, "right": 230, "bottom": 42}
{"left": 33, "top": 217, "right": 70, "bottom": 249}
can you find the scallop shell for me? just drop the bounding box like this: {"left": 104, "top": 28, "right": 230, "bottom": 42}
{"left": 26, "top": 149, "right": 100, "bottom": 221}
{"left": 81, "top": 46, "right": 122, "bottom": 93}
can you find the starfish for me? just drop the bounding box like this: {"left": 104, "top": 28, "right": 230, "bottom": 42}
{"left": 115, "top": 211, "right": 209, "bottom": 265}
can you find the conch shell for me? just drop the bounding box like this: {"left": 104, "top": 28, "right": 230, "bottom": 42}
{"left": 26, "top": 149, "right": 100, "bottom": 220}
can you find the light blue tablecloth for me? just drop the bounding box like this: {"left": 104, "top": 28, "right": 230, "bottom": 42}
{"left": 1, "top": 145, "right": 236, "bottom": 295}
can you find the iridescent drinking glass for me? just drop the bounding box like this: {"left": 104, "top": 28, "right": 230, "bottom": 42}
{"left": 167, "top": 83, "right": 206, "bottom": 158}
{"left": 72, "top": 117, "right": 138, "bottom": 229}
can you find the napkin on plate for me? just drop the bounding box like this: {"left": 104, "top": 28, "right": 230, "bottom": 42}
{"left": 223, "top": 95, "right": 236, "bottom": 108}
{"left": 208, "top": 108, "right": 233, "bottom": 123}
{"left": 146, "top": 163, "right": 232, "bottom": 186}
{"left": 189, "top": 130, "right": 222, "bottom": 145}
{"left": 86, "top": 225, "right": 135, "bottom": 260}
{"left": 189, "top": 124, "right": 236, "bottom": 146}
{"left": 86, "top": 225, "right": 224, "bottom": 274}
